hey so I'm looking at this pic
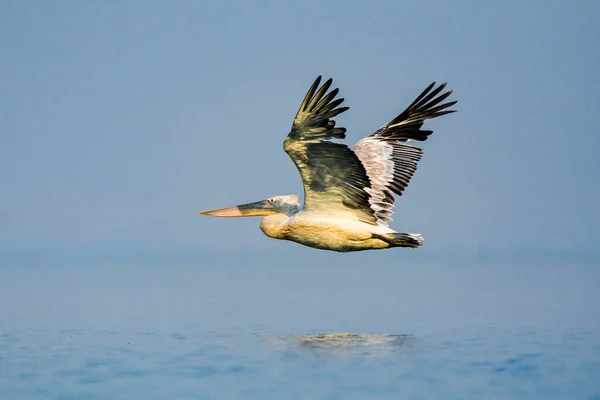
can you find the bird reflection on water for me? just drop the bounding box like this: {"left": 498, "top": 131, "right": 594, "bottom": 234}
{"left": 267, "top": 333, "right": 416, "bottom": 356}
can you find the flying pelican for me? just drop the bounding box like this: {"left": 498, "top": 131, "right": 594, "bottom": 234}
{"left": 200, "top": 76, "right": 456, "bottom": 252}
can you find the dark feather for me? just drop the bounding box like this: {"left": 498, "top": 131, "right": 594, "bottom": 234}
{"left": 288, "top": 76, "right": 350, "bottom": 141}
{"left": 372, "top": 82, "right": 457, "bottom": 142}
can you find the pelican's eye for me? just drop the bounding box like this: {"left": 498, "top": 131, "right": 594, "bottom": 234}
{"left": 269, "top": 199, "right": 274, "bottom": 203}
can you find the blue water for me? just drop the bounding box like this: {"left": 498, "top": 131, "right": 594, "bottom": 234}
{"left": 1, "top": 261, "right": 599, "bottom": 399}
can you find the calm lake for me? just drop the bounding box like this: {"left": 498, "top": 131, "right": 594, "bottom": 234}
{"left": 1, "top": 257, "right": 599, "bottom": 399}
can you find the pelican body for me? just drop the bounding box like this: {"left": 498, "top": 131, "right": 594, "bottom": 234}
{"left": 200, "top": 76, "right": 456, "bottom": 252}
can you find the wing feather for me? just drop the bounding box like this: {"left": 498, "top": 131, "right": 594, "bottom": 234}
{"left": 376, "top": 82, "right": 457, "bottom": 142}
{"left": 354, "top": 82, "right": 456, "bottom": 225}
{"left": 284, "top": 76, "right": 376, "bottom": 223}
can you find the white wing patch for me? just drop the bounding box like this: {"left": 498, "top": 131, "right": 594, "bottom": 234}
{"left": 352, "top": 81, "right": 455, "bottom": 226}
{"left": 354, "top": 138, "right": 423, "bottom": 226}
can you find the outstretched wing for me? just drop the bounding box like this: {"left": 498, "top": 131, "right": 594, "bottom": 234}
{"left": 284, "top": 76, "right": 377, "bottom": 223}
{"left": 354, "top": 82, "right": 456, "bottom": 226}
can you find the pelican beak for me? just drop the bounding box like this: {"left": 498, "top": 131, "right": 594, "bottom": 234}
{"left": 200, "top": 199, "right": 276, "bottom": 217}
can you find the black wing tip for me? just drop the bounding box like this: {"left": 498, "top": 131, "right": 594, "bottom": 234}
{"left": 308, "top": 77, "right": 336, "bottom": 108}
{"left": 425, "top": 81, "right": 437, "bottom": 91}
{"left": 402, "top": 81, "right": 457, "bottom": 118}
{"left": 328, "top": 105, "right": 349, "bottom": 118}
{"left": 290, "top": 75, "right": 350, "bottom": 141}
{"left": 367, "top": 80, "right": 456, "bottom": 141}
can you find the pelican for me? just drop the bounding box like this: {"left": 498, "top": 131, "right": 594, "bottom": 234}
{"left": 200, "top": 76, "right": 456, "bottom": 252}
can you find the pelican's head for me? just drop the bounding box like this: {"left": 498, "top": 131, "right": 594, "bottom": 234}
{"left": 200, "top": 195, "right": 300, "bottom": 217}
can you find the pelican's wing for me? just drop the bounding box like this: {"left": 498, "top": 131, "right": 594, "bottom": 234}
{"left": 284, "top": 76, "right": 377, "bottom": 223}
{"left": 354, "top": 82, "right": 456, "bottom": 226}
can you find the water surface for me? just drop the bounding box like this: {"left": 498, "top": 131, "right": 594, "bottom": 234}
{"left": 1, "top": 261, "right": 599, "bottom": 399}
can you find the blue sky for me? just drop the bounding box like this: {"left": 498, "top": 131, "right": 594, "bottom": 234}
{"left": 1, "top": 1, "right": 599, "bottom": 261}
